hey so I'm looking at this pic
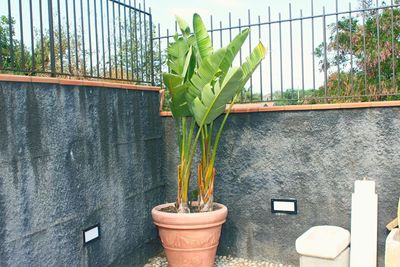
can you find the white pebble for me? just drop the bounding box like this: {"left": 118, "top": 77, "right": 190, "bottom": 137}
{"left": 143, "top": 255, "right": 294, "bottom": 267}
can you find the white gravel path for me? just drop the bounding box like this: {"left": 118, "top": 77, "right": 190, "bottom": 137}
{"left": 143, "top": 255, "right": 297, "bottom": 267}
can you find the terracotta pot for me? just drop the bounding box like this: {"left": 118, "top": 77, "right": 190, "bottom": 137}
{"left": 151, "top": 203, "right": 228, "bottom": 267}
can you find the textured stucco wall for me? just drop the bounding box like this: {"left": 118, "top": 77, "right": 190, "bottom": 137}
{"left": 162, "top": 108, "right": 400, "bottom": 266}
{"left": 0, "top": 81, "right": 164, "bottom": 267}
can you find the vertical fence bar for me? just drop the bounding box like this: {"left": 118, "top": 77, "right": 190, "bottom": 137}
{"left": 100, "top": 0, "right": 105, "bottom": 77}
{"left": 228, "top": 13, "right": 232, "bottom": 68}
{"left": 40, "top": 0, "right": 46, "bottom": 71}
{"left": 323, "top": 6, "right": 327, "bottom": 99}
{"left": 300, "top": 9, "right": 304, "bottom": 98}
{"left": 349, "top": 3, "right": 353, "bottom": 96}
{"left": 143, "top": 0, "right": 152, "bottom": 82}
{"left": 289, "top": 4, "right": 294, "bottom": 99}
{"left": 94, "top": 0, "right": 100, "bottom": 77}
{"left": 124, "top": 0, "right": 129, "bottom": 79}
{"left": 48, "top": 0, "right": 56, "bottom": 76}
{"left": 279, "top": 13, "right": 283, "bottom": 97}
{"left": 118, "top": 1, "right": 123, "bottom": 79}
{"left": 73, "top": 0, "right": 78, "bottom": 73}
{"left": 19, "top": 0, "right": 25, "bottom": 69}
{"left": 112, "top": 2, "right": 117, "bottom": 78}
{"left": 80, "top": 0, "right": 86, "bottom": 76}
{"left": 158, "top": 23, "right": 162, "bottom": 86}
{"left": 87, "top": 0, "right": 93, "bottom": 77}
{"left": 107, "top": 0, "right": 112, "bottom": 77}
{"left": 0, "top": 7, "right": 2, "bottom": 68}
{"left": 0, "top": 9, "right": 2, "bottom": 68}
{"left": 66, "top": 0, "right": 72, "bottom": 74}
{"left": 166, "top": 29, "right": 170, "bottom": 73}
{"left": 258, "top": 15, "right": 263, "bottom": 101}
{"left": 336, "top": 0, "right": 340, "bottom": 94}
{"left": 139, "top": 3, "right": 144, "bottom": 82}
{"left": 144, "top": 0, "right": 148, "bottom": 82}
{"left": 129, "top": 0, "right": 134, "bottom": 80}
{"left": 29, "top": 0, "right": 35, "bottom": 72}
{"left": 7, "top": 0, "right": 14, "bottom": 69}
{"left": 311, "top": 0, "right": 315, "bottom": 92}
{"left": 134, "top": 0, "right": 139, "bottom": 80}
{"left": 248, "top": 9, "right": 253, "bottom": 100}
{"left": 57, "top": 0, "right": 63, "bottom": 73}
{"left": 268, "top": 6, "right": 273, "bottom": 101}
{"left": 150, "top": 9, "right": 155, "bottom": 85}
{"left": 229, "top": 13, "right": 232, "bottom": 42}
{"left": 219, "top": 21, "right": 223, "bottom": 48}
{"left": 391, "top": 0, "right": 396, "bottom": 92}
{"left": 376, "top": 0, "right": 381, "bottom": 93}
{"left": 362, "top": 2, "right": 367, "bottom": 96}
{"left": 239, "top": 18, "right": 243, "bottom": 101}
{"left": 210, "top": 15, "right": 214, "bottom": 45}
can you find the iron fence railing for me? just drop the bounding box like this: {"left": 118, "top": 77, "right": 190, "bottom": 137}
{"left": 0, "top": 0, "right": 155, "bottom": 85}
{"left": 153, "top": 0, "right": 400, "bottom": 104}
{"left": 1, "top": 0, "right": 400, "bottom": 104}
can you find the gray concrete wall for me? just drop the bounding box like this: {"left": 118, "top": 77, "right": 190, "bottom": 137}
{"left": 0, "top": 81, "right": 164, "bottom": 267}
{"left": 162, "top": 108, "right": 400, "bottom": 267}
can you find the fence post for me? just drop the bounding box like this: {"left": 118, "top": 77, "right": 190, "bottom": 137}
{"left": 48, "top": 0, "right": 56, "bottom": 77}
{"left": 149, "top": 12, "right": 155, "bottom": 86}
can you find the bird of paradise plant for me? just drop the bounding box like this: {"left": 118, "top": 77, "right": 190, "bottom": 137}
{"left": 163, "top": 13, "right": 266, "bottom": 213}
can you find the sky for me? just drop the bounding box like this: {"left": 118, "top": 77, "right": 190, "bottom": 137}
{"left": 147, "top": 0, "right": 362, "bottom": 33}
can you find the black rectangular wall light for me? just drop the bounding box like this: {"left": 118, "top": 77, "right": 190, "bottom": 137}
{"left": 271, "top": 199, "right": 297, "bottom": 214}
{"left": 83, "top": 224, "right": 100, "bottom": 244}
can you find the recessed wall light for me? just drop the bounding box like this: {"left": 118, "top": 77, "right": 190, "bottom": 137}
{"left": 83, "top": 224, "right": 100, "bottom": 244}
{"left": 271, "top": 199, "right": 297, "bottom": 214}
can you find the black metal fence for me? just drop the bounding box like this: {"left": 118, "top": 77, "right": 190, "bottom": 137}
{"left": 1, "top": 1, "right": 400, "bottom": 104}
{"left": 0, "top": 0, "right": 156, "bottom": 85}
{"left": 153, "top": 0, "right": 400, "bottom": 104}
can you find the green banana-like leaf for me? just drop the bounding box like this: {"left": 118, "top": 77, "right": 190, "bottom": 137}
{"left": 193, "top": 13, "right": 213, "bottom": 60}
{"left": 219, "top": 29, "right": 249, "bottom": 76}
{"left": 239, "top": 42, "right": 267, "bottom": 86}
{"left": 182, "top": 46, "right": 193, "bottom": 79}
{"left": 187, "top": 48, "right": 227, "bottom": 102}
{"left": 163, "top": 73, "right": 191, "bottom": 117}
{"left": 167, "top": 38, "right": 190, "bottom": 75}
{"left": 191, "top": 67, "right": 243, "bottom": 125}
{"left": 190, "top": 42, "right": 267, "bottom": 127}
{"left": 175, "top": 15, "right": 190, "bottom": 36}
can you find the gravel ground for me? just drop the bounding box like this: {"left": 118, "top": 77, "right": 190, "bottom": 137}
{"left": 143, "top": 255, "right": 296, "bottom": 267}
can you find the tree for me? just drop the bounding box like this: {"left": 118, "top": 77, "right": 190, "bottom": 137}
{"left": 0, "top": 16, "right": 31, "bottom": 71}
{"left": 315, "top": 1, "right": 400, "bottom": 102}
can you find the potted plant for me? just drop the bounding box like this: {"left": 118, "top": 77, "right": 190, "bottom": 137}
{"left": 152, "top": 13, "right": 266, "bottom": 266}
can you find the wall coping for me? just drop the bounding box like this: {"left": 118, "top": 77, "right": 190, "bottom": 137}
{"left": 2, "top": 75, "right": 399, "bottom": 115}
{"left": 159, "top": 101, "right": 400, "bottom": 117}
{"left": 0, "top": 74, "right": 161, "bottom": 92}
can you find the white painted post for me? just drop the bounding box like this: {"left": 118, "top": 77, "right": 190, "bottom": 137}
{"left": 350, "top": 180, "right": 378, "bottom": 267}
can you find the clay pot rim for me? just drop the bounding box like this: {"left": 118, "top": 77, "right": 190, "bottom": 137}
{"left": 151, "top": 202, "right": 228, "bottom": 228}
{"left": 152, "top": 202, "right": 227, "bottom": 214}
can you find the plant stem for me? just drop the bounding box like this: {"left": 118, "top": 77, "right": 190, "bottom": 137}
{"left": 210, "top": 94, "right": 239, "bottom": 170}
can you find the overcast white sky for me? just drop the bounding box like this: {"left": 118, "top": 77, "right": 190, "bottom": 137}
{"left": 147, "top": 0, "right": 362, "bottom": 33}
